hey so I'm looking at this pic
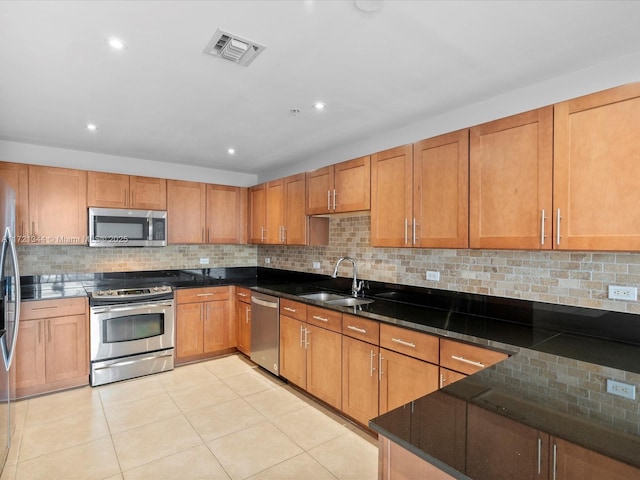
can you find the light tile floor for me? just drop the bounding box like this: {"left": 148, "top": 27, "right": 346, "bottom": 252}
{"left": 0, "top": 355, "right": 378, "bottom": 480}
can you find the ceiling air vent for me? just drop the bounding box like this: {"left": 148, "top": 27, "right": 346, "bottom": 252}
{"left": 203, "top": 28, "right": 266, "bottom": 66}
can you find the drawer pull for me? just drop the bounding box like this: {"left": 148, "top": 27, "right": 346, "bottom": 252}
{"left": 347, "top": 325, "right": 367, "bottom": 334}
{"left": 32, "top": 306, "right": 59, "bottom": 311}
{"left": 196, "top": 293, "right": 214, "bottom": 297}
{"left": 391, "top": 337, "right": 416, "bottom": 348}
{"left": 451, "top": 355, "right": 485, "bottom": 368}
{"left": 237, "top": 293, "right": 249, "bottom": 297}
{"left": 283, "top": 307, "right": 297, "bottom": 313}
{"left": 312, "top": 315, "right": 329, "bottom": 322}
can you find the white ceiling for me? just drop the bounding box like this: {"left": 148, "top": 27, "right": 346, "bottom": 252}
{"left": 2, "top": 0, "right": 640, "bottom": 180}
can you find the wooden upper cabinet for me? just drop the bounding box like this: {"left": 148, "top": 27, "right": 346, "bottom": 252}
{"left": 469, "top": 107, "right": 553, "bottom": 249}
{"left": 265, "top": 179, "right": 284, "bottom": 244}
{"left": 371, "top": 145, "right": 413, "bottom": 247}
{"left": 553, "top": 83, "right": 640, "bottom": 251}
{"left": 306, "top": 156, "right": 370, "bottom": 215}
{"left": 248, "top": 183, "right": 267, "bottom": 243}
{"left": 28, "top": 165, "right": 87, "bottom": 244}
{"left": 206, "top": 184, "right": 247, "bottom": 244}
{"left": 413, "top": 129, "right": 469, "bottom": 248}
{"left": 0, "top": 162, "right": 29, "bottom": 238}
{"left": 283, "top": 173, "right": 307, "bottom": 245}
{"left": 167, "top": 180, "right": 206, "bottom": 244}
{"left": 87, "top": 172, "right": 166, "bottom": 210}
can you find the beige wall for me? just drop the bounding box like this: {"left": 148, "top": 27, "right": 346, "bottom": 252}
{"left": 16, "top": 212, "right": 640, "bottom": 315}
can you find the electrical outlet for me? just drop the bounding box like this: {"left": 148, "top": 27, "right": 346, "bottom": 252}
{"left": 199, "top": 258, "right": 209, "bottom": 265}
{"left": 426, "top": 270, "right": 440, "bottom": 282}
{"left": 312, "top": 262, "right": 321, "bottom": 269}
{"left": 608, "top": 285, "right": 637, "bottom": 301}
{"left": 264, "top": 257, "right": 271, "bottom": 264}
{"left": 606, "top": 378, "right": 636, "bottom": 400}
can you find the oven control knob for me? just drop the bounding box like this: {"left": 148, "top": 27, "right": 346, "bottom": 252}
{"left": 153, "top": 286, "right": 159, "bottom": 292}
{"left": 108, "top": 290, "right": 114, "bottom": 295}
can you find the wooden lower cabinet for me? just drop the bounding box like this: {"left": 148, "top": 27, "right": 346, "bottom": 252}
{"left": 342, "top": 336, "right": 379, "bottom": 425}
{"left": 378, "top": 435, "right": 457, "bottom": 480}
{"left": 235, "top": 288, "right": 251, "bottom": 356}
{"left": 279, "top": 314, "right": 307, "bottom": 388}
{"left": 175, "top": 287, "right": 234, "bottom": 364}
{"left": 379, "top": 348, "right": 439, "bottom": 415}
{"left": 16, "top": 298, "right": 89, "bottom": 398}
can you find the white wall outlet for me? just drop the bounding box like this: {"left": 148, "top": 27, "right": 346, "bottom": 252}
{"left": 426, "top": 270, "right": 440, "bottom": 282}
{"left": 312, "top": 262, "right": 321, "bottom": 269}
{"left": 608, "top": 285, "right": 637, "bottom": 301}
{"left": 606, "top": 378, "right": 636, "bottom": 400}
{"left": 199, "top": 258, "right": 209, "bottom": 265}
{"left": 264, "top": 257, "right": 271, "bottom": 264}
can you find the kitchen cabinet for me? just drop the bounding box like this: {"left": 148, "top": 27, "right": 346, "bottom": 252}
{"left": 440, "top": 338, "right": 509, "bottom": 375}
{"left": 306, "top": 156, "right": 370, "bottom": 215}
{"left": 553, "top": 83, "right": 640, "bottom": 251}
{"left": 87, "top": 172, "right": 167, "bottom": 210}
{"left": 248, "top": 182, "right": 269, "bottom": 243}
{"left": 16, "top": 297, "right": 88, "bottom": 398}
{"left": 379, "top": 435, "right": 457, "bottom": 480}
{"left": 439, "top": 367, "right": 467, "bottom": 388}
{"left": 469, "top": 107, "right": 553, "bottom": 249}
{"left": 0, "top": 162, "right": 29, "bottom": 240}
{"left": 206, "top": 184, "right": 248, "bottom": 244}
{"left": 175, "top": 287, "right": 234, "bottom": 364}
{"left": 371, "top": 130, "right": 469, "bottom": 248}
{"left": 279, "top": 301, "right": 342, "bottom": 410}
{"left": 235, "top": 287, "right": 251, "bottom": 355}
{"left": 28, "top": 165, "right": 87, "bottom": 245}
{"left": 167, "top": 180, "right": 206, "bottom": 244}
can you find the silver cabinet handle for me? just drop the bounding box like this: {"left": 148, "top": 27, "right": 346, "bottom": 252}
{"left": 327, "top": 190, "right": 331, "bottom": 211}
{"left": 281, "top": 225, "right": 287, "bottom": 243}
{"left": 237, "top": 292, "right": 249, "bottom": 298}
{"left": 260, "top": 226, "right": 265, "bottom": 242}
{"left": 312, "top": 315, "right": 328, "bottom": 323}
{"left": 556, "top": 208, "right": 561, "bottom": 246}
{"left": 378, "top": 352, "right": 384, "bottom": 381}
{"left": 412, "top": 218, "right": 417, "bottom": 245}
{"left": 332, "top": 189, "right": 337, "bottom": 210}
{"left": 196, "top": 293, "right": 213, "bottom": 297}
{"left": 299, "top": 325, "right": 305, "bottom": 347}
{"left": 392, "top": 337, "right": 415, "bottom": 348}
{"left": 440, "top": 374, "right": 445, "bottom": 388}
{"left": 541, "top": 209, "right": 545, "bottom": 245}
{"left": 537, "top": 438, "right": 542, "bottom": 475}
{"left": 283, "top": 306, "right": 297, "bottom": 313}
{"left": 245, "top": 306, "right": 250, "bottom": 324}
{"left": 552, "top": 443, "right": 557, "bottom": 480}
{"left": 347, "top": 325, "right": 366, "bottom": 334}
{"left": 305, "top": 328, "right": 310, "bottom": 348}
{"left": 451, "top": 355, "right": 485, "bottom": 368}
{"left": 369, "top": 350, "right": 376, "bottom": 377}
{"left": 404, "top": 218, "right": 408, "bottom": 245}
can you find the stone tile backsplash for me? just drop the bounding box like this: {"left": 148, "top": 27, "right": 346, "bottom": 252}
{"left": 16, "top": 212, "right": 640, "bottom": 314}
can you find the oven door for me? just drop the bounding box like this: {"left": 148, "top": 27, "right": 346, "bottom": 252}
{"left": 90, "top": 300, "right": 174, "bottom": 362}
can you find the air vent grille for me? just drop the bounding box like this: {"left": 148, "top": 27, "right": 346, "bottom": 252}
{"left": 203, "top": 29, "right": 266, "bottom": 66}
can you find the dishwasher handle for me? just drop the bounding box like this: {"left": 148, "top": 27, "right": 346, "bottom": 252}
{"left": 251, "top": 296, "right": 279, "bottom": 309}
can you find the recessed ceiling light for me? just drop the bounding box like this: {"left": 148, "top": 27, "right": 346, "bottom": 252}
{"left": 86, "top": 123, "right": 98, "bottom": 132}
{"left": 314, "top": 102, "right": 326, "bottom": 111}
{"left": 227, "top": 148, "right": 236, "bottom": 155}
{"left": 289, "top": 108, "right": 301, "bottom": 116}
{"left": 108, "top": 37, "right": 126, "bottom": 50}
{"left": 355, "top": 0, "right": 385, "bottom": 12}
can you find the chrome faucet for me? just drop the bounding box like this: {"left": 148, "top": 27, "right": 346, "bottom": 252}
{"left": 332, "top": 256, "right": 364, "bottom": 297}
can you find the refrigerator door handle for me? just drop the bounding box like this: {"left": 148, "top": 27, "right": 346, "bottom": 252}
{"left": 2, "top": 228, "right": 20, "bottom": 370}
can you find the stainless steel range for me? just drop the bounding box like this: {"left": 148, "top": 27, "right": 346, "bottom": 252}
{"left": 89, "top": 285, "right": 175, "bottom": 386}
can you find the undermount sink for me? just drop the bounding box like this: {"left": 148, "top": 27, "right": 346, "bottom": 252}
{"left": 325, "top": 297, "right": 375, "bottom": 307}
{"left": 299, "top": 292, "right": 347, "bottom": 302}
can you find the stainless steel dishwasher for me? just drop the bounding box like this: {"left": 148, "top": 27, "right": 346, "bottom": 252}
{"left": 250, "top": 292, "right": 280, "bottom": 375}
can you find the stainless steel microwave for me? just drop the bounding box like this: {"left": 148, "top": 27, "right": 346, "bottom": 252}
{"left": 88, "top": 208, "right": 167, "bottom": 247}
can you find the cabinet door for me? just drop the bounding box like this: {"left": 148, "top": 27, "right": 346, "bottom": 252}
{"left": 265, "top": 179, "right": 284, "bottom": 244}
{"left": 371, "top": 145, "right": 413, "bottom": 247}
{"left": 333, "top": 156, "right": 370, "bottom": 213}
{"left": 206, "top": 184, "right": 247, "bottom": 244}
{"left": 342, "top": 336, "right": 378, "bottom": 425}
{"left": 466, "top": 403, "right": 549, "bottom": 480}
{"left": 306, "top": 324, "right": 342, "bottom": 410}
{"left": 439, "top": 367, "right": 466, "bottom": 388}
{"left": 167, "top": 180, "right": 206, "bottom": 244}
{"left": 469, "top": 107, "right": 553, "bottom": 249}
{"left": 0, "top": 162, "right": 29, "bottom": 238}
{"left": 175, "top": 303, "right": 203, "bottom": 359}
{"left": 553, "top": 83, "right": 640, "bottom": 250}
{"left": 283, "top": 173, "right": 307, "bottom": 245}
{"left": 87, "top": 171, "right": 129, "bottom": 208}
{"left": 279, "top": 315, "right": 306, "bottom": 388}
{"left": 45, "top": 314, "right": 88, "bottom": 383}
{"left": 15, "top": 319, "right": 46, "bottom": 390}
{"left": 248, "top": 183, "right": 267, "bottom": 243}
{"left": 203, "top": 299, "right": 230, "bottom": 353}
{"left": 28, "top": 165, "right": 87, "bottom": 244}
{"left": 379, "top": 348, "right": 438, "bottom": 414}
{"left": 306, "top": 166, "right": 333, "bottom": 215}
{"left": 414, "top": 130, "right": 469, "bottom": 248}
{"left": 553, "top": 437, "right": 640, "bottom": 480}
{"left": 129, "top": 176, "right": 167, "bottom": 210}
{"left": 236, "top": 300, "right": 251, "bottom": 355}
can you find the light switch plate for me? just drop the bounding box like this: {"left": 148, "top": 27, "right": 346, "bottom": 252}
{"left": 199, "top": 258, "right": 209, "bottom": 265}
{"left": 312, "top": 262, "right": 321, "bottom": 269}
{"left": 426, "top": 270, "right": 440, "bottom": 281}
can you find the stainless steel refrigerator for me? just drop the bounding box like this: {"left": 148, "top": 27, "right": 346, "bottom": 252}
{"left": 0, "top": 180, "right": 20, "bottom": 473}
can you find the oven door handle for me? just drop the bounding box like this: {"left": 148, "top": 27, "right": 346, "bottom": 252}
{"left": 93, "top": 350, "right": 174, "bottom": 370}
{"left": 91, "top": 301, "right": 174, "bottom": 314}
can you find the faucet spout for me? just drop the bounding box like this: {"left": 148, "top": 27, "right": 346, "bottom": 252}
{"left": 332, "top": 257, "right": 361, "bottom": 297}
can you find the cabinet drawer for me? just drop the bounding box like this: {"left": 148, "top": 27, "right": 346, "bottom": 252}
{"left": 440, "top": 338, "right": 509, "bottom": 375}
{"left": 235, "top": 287, "right": 251, "bottom": 304}
{"left": 176, "top": 286, "right": 229, "bottom": 304}
{"left": 21, "top": 297, "right": 86, "bottom": 320}
{"left": 307, "top": 306, "right": 342, "bottom": 333}
{"left": 280, "top": 298, "right": 307, "bottom": 321}
{"left": 342, "top": 314, "right": 379, "bottom": 345}
{"left": 380, "top": 324, "right": 439, "bottom": 364}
